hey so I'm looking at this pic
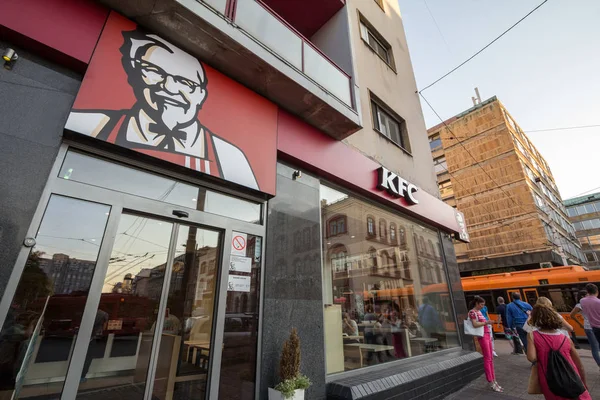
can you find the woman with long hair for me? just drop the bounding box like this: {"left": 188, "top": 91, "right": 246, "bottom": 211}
{"left": 526, "top": 297, "right": 574, "bottom": 335}
{"left": 527, "top": 304, "right": 591, "bottom": 400}
{"left": 469, "top": 296, "right": 502, "bottom": 392}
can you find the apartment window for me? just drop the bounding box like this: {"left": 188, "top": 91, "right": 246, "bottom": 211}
{"left": 439, "top": 180, "right": 453, "bottom": 198}
{"left": 328, "top": 215, "right": 347, "bottom": 237}
{"left": 379, "top": 219, "right": 387, "bottom": 239}
{"left": 359, "top": 20, "right": 393, "bottom": 67}
{"left": 371, "top": 98, "right": 408, "bottom": 150}
{"left": 429, "top": 134, "right": 442, "bottom": 150}
{"left": 367, "top": 216, "right": 375, "bottom": 236}
{"left": 373, "top": 0, "right": 385, "bottom": 10}
{"left": 434, "top": 156, "right": 447, "bottom": 174}
{"left": 390, "top": 223, "right": 397, "bottom": 243}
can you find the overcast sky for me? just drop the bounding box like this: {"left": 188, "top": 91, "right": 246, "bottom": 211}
{"left": 397, "top": 0, "right": 600, "bottom": 200}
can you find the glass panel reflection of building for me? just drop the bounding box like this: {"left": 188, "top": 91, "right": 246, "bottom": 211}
{"left": 321, "top": 185, "right": 459, "bottom": 373}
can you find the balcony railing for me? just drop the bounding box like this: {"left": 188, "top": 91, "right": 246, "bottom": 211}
{"left": 219, "top": 0, "right": 353, "bottom": 108}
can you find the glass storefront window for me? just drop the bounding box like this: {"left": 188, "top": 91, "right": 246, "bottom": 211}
{"left": 59, "top": 151, "right": 262, "bottom": 224}
{"left": 320, "top": 185, "right": 459, "bottom": 374}
{"left": 0, "top": 195, "right": 110, "bottom": 398}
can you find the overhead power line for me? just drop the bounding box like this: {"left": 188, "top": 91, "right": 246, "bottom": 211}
{"left": 422, "top": 92, "right": 573, "bottom": 237}
{"left": 525, "top": 124, "right": 600, "bottom": 133}
{"left": 418, "top": 0, "right": 549, "bottom": 92}
{"left": 569, "top": 186, "right": 600, "bottom": 199}
{"left": 423, "top": 93, "right": 583, "bottom": 260}
{"left": 422, "top": 0, "right": 453, "bottom": 56}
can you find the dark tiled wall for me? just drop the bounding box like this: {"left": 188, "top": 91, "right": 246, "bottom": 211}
{"left": 261, "top": 164, "right": 326, "bottom": 399}
{"left": 441, "top": 233, "right": 474, "bottom": 351}
{"left": 0, "top": 42, "right": 81, "bottom": 299}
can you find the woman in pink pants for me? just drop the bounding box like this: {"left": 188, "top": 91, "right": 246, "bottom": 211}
{"left": 469, "top": 296, "right": 503, "bottom": 392}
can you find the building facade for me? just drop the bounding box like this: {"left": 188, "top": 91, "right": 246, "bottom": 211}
{"left": 428, "top": 97, "right": 584, "bottom": 277}
{"left": 0, "top": 0, "right": 480, "bottom": 399}
{"left": 565, "top": 192, "right": 600, "bottom": 269}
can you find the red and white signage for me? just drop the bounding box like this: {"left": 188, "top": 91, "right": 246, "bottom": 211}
{"left": 66, "top": 12, "right": 277, "bottom": 195}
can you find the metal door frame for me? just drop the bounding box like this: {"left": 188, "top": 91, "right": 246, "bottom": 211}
{"left": 0, "top": 144, "right": 267, "bottom": 400}
{"left": 523, "top": 288, "right": 539, "bottom": 306}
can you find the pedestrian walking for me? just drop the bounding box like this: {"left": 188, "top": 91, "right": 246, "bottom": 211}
{"left": 469, "top": 296, "right": 503, "bottom": 392}
{"left": 580, "top": 283, "right": 600, "bottom": 358}
{"left": 528, "top": 297, "right": 574, "bottom": 336}
{"left": 527, "top": 304, "right": 590, "bottom": 400}
{"left": 571, "top": 290, "right": 600, "bottom": 368}
{"left": 495, "top": 297, "right": 516, "bottom": 353}
{"left": 507, "top": 292, "right": 532, "bottom": 352}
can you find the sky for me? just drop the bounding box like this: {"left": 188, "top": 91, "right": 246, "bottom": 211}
{"left": 396, "top": 0, "right": 600, "bottom": 200}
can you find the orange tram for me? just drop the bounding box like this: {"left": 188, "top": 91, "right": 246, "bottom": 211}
{"left": 459, "top": 266, "right": 600, "bottom": 338}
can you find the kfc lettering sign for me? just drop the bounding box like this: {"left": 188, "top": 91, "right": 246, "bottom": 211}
{"left": 66, "top": 12, "right": 277, "bottom": 195}
{"left": 376, "top": 167, "right": 419, "bottom": 205}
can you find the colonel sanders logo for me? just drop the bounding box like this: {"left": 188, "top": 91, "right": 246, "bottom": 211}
{"left": 66, "top": 29, "right": 258, "bottom": 190}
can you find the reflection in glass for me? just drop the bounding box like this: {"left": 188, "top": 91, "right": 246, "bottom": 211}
{"left": 59, "top": 151, "right": 262, "bottom": 223}
{"left": 76, "top": 215, "right": 173, "bottom": 398}
{"left": 320, "top": 185, "right": 459, "bottom": 373}
{"left": 152, "top": 226, "right": 220, "bottom": 400}
{"left": 219, "top": 235, "right": 262, "bottom": 400}
{"left": 0, "top": 195, "right": 110, "bottom": 398}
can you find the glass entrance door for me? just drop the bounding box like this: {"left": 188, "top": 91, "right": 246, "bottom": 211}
{"left": 151, "top": 224, "right": 222, "bottom": 400}
{"left": 0, "top": 195, "right": 112, "bottom": 399}
{"left": 0, "top": 147, "right": 265, "bottom": 400}
{"left": 74, "top": 214, "right": 175, "bottom": 399}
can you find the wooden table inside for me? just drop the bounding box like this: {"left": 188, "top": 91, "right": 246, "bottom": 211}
{"left": 344, "top": 343, "right": 395, "bottom": 367}
{"left": 184, "top": 340, "right": 211, "bottom": 364}
{"left": 342, "top": 335, "right": 364, "bottom": 342}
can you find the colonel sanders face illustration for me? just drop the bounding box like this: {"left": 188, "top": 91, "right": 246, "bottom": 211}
{"left": 123, "top": 32, "right": 208, "bottom": 132}
{"left": 65, "top": 29, "right": 259, "bottom": 191}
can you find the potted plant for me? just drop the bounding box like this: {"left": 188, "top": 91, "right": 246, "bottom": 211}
{"left": 268, "top": 328, "right": 312, "bottom": 400}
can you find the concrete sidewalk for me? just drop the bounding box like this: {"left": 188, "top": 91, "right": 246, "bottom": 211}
{"left": 445, "top": 337, "right": 600, "bottom": 399}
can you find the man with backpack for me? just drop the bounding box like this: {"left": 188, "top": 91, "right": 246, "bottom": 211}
{"left": 506, "top": 292, "right": 532, "bottom": 352}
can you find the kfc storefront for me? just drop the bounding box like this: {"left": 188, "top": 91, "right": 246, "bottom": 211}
{"left": 0, "top": 9, "right": 471, "bottom": 400}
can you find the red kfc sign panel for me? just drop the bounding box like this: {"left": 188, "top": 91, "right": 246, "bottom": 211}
{"left": 66, "top": 12, "right": 277, "bottom": 195}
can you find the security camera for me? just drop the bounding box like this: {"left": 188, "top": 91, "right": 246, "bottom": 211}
{"left": 3, "top": 48, "right": 19, "bottom": 70}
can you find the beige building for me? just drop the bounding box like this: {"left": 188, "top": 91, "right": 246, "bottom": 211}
{"left": 344, "top": 0, "right": 439, "bottom": 195}
{"left": 428, "top": 96, "right": 584, "bottom": 276}
{"left": 565, "top": 193, "right": 600, "bottom": 269}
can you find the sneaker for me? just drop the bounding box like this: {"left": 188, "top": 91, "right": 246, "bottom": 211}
{"left": 493, "top": 351, "right": 498, "bottom": 357}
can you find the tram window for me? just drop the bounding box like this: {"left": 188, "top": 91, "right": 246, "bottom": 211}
{"left": 547, "top": 289, "right": 576, "bottom": 312}
{"left": 466, "top": 293, "right": 495, "bottom": 312}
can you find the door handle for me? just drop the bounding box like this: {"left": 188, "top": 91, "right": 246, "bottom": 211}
{"left": 173, "top": 210, "right": 189, "bottom": 218}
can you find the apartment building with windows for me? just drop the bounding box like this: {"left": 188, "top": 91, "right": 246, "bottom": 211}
{"left": 428, "top": 97, "right": 584, "bottom": 277}
{"left": 0, "top": 0, "right": 478, "bottom": 399}
{"left": 565, "top": 192, "right": 600, "bottom": 269}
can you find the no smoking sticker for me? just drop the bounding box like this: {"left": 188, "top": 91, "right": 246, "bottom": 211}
{"left": 230, "top": 232, "right": 247, "bottom": 256}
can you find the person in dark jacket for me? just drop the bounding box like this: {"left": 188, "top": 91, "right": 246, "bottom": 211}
{"left": 507, "top": 292, "right": 532, "bottom": 352}
{"left": 495, "top": 296, "right": 516, "bottom": 353}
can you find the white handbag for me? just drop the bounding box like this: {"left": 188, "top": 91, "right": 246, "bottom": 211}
{"left": 464, "top": 318, "right": 484, "bottom": 337}
{"left": 523, "top": 320, "right": 534, "bottom": 333}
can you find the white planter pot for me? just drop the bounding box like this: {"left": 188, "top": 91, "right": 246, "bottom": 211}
{"left": 268, "top": 388, "right": 305, "bottom": 400}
